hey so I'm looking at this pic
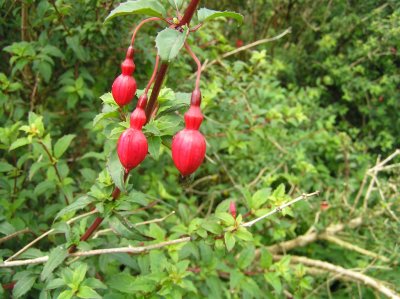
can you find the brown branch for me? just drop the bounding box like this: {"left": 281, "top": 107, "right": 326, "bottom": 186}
{"left": 1, "top": 237, "right": 191, "bottom": 268}
{"left": 273, "top": 255, "right": 400, "bottom": 299}
{"left": 6, "top": 209, "right": 98, "bottom": 262}
{"left": 0, "top": 228, "right": 31, "bottom": 245}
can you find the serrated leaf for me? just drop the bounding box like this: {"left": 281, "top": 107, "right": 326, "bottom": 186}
{"left": 41, "top": 246, "right": 68, "bottom": 281}
{"left": 107, "top": 273, "right": 136, "bottom": 293}
{"left": 29, "top": 162, "right": 48, "bottom": 180}
{"left": 77, "top": 286, "right": 101, "bottom": 299}
{"left": 34, "top": 181, "right": 55, "bottom": 196}
{"left": 215, "top": 212, "right": 235, "bottom": 226}
{"left": 13, "top": 274, "right": 36, "bottom": 298}
{"left": 54, "top": 134, "right": 75, "bottom": 158}
{"left": 0, "top": 161, "right": 14, "bottom": 172}
{"left": 235, "top": 226, "right": 253, "bottom": 241}
{"left": 197, "top": 8, "right": 243, "bottom": 24}
{"left": 148, "top": 136, "right": 161, "bottom": 160}
{"left": 224, "top": 231, "right": 236, "bottom": 251}
{"left": 55, "top": 195, "right": 92, "bottom": 220}
{"left": 168, "top": 0, "right": 184, "bottom": 9}
{"left": 156, "top": 27, "right": 188, "bottom": 62}
{"left": 202, "top": 221, "right": 222, "bottom": 234}
{"left": 72, "top": 263, "right": 88, "bottom": 286}
{"left": 264, "top": 272, "right": 282, "bottom": 294}
{"left": 107, "top": 150, "right": 126, "bottom": 192}
{"left": 57, "top": 290, "right": 74, "bottom": 299}
{"left": 105, "top": 0, "right": 166, "bottom": 22}
{"left": 46, "top": 278, "right": 65, "bottom": 290}
{"left": 9, "top": 137, "right": 30, "bottom": 151}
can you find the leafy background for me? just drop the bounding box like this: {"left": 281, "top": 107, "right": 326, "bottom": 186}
{"left": 0, "top": 0, "right": 399, "bottom": 298}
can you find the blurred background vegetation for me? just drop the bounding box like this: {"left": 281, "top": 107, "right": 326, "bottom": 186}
{"left": 0, "top": 0, "right": 399, "bottom": 298}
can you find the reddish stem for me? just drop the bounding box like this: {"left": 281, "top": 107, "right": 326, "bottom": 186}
{"left": 130, "top": 17, "right": 163, "bottom": 46}
{"left": 184, "top": 42, "right": 202, "bottom": 90}
{"left": 145, "top": 55, "right": 160, "bottom": 95}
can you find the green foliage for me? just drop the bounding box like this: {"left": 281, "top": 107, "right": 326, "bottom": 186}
{"left": 1, "top": 0, "right": 399, "bottom": 298}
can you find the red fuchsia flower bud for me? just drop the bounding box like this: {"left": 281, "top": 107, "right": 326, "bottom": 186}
{"left": 172, "top": 89, "right": 206, "bottom": 176}
{"left": 112, "top": 46, "right": 137, "bottom": 107}
{"left": 117, "top": 94, "right": 148, "bottom": 172}
{"left": 230, "top": 201, "right": 237, "bottom": 219}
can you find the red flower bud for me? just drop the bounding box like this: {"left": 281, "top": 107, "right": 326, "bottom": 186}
{"left": 117, "top": 94, "right": 148, "bottom": 172}
{"left": 112, "top": 46, "right": 137, "bottom": 107}
{"left": 230, "top": 201, "right": 237, "bottom": 219}
{"left": 172, "top": 89, "right": 206, "bottom": 176}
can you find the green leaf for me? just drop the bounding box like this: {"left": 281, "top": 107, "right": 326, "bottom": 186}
{"left": 54, "top": 134, "right": 75, "bottom": 158}
{"left": 77, "top": 286, "right": 101, "bottom": 299}
{"left": 84, "top": 278, "right": 107, "bottom": 290}
{"left": 41, "top": 246, "right": 68, "bottom": 281}
{"left": 201, "top": 221, "right": 222, "bottom": 235}
{"left": 34, "top": 181, "right": 55, "bottom": 196}
{"left": 264, "top": 272, "right": 282, "bottom": 294}
{"left": 224, "top": 231, "right": 236, "bottom": 251}
{"left": 215, "top": 212, "right": 235, "bottom": 226}
{"left": 57, "top": 290, "right": 74, "bottom": 299}
{"left": 105, "top": 0, "right": 166, "bottom": 22}
{"left": 168, "top": 0, "right": 184, "bottom": 9}
{"left": 13, "top": 274, "right": 36, "bottom": 298}
{"left": 250, "top": 188, "right": 271, "bottom": 209}
{"left": 148, "top": 136, "right": 161, "bottom": 160}
{"left": 156, "top": 27, "right": 188, "bottom": 62}
{"left": 9, "top": 137, "right": 30, "bottom": 151}
{"left": 55, "top": 196, "right": 93, "bottom": 220}
{"left": 46, "top": 278, "right": 65, "bottom": 290}
{"left": 29, "top": 161, "right": 48, "bottom": 180}
{"left": 107, "top": 273, "right": 136, "bottom": 293}
{"left": 0, "top": 162, "right": 14, "bottom": 172}
{"left": 72, "top": 263, "right": 88, "bottom": 286}
{"left": 37, "top": 61, "right": 52, "bottom": 83}
{"left": 235, "top": 226, "right": 253, "bottom": 241}
{"left": 197, "top": 8, "right": 243, "bottom": 24}
{"left": 107, "top": 150, "right": 126, "bottom": 192}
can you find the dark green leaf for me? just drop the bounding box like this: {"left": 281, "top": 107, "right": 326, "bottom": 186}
{"left": 197, "top": 8, "right": 243, "bottom": 24}
{"left": 54, "top": 134, "right": 75, "bottom": 158}
{"left": 13, "top": 274, "right": 36, "bottom": 298}
{"left": 148, "top": 136, "right": 161, "bottom": 160}
{"left": 156, "top": 27, "right": 188, "bottom": 62}
{"left": 41, "top": 246, "right": 68, "bottom": 281}
{"left": 55, "top": 196, "right": 93, "bottom": 220}
{"left": 105, "top": 0, "right": 166, "bottom": 22}
{"left": 107, "top": 150, "right": 126, "bottom": 192}
{"left": 0, "top": 162, "right": 14, "bottom": 172}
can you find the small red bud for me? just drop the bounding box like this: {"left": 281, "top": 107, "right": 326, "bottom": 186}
{"left": 230, "top": 201, "right": 237, "bottom": 219}
{"left": 112, "top": 47, "right": 137, "bottom": 107}
{"left": 117, "top": 95, "right": 148, "bottom": 172}
{"left": 320, "top": 201, "right": 329, "bottom": 211}
{"left": 172, "top": 89, "right": 206, "bottom": 176}
{"left": 236, "top": 39, "right": 244, "bottom": 48}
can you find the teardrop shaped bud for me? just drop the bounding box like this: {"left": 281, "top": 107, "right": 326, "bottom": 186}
{"left": 229, "top": 201, "right": 237, "bottom": 219}
{"left": 111, "top": 47, "right": 137, "bottom": 107}
{"left": 172, "top": 89, "right": 206, "bottom": 176}
{"left": 117, "top": 128, "right": 148, "bottom": 172}
{"left": 117, "top": 93, "right": 149, "bottom": 172}
{"left": 172, "top": 129, "right": 206, "bottom": 176}
{"left": 130, "top": 94, "right": 147, "bottom": 130}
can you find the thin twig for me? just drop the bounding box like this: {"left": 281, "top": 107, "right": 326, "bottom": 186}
{"left": 273, "top": 255, "right": 400, "bottom": 299}
{"left": 0, "top": 228, "right": 31, "bottom": 245}
{"left": 194, "top": 28, "right": 291, "bottom": 77}
{"left": 241, "top": 191, "right": 320, "bottom": 227}
{"left": 319, "top": 234, "right": 390, "bottom": 262}
{"left": 0, "top": 237, "right": 191, "bottom": 268}
{"left": 5, "top": 209, "right": 98, "bottom": 262}
{"left": 93, "top": 211, "right": 176, "bottom": 239}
